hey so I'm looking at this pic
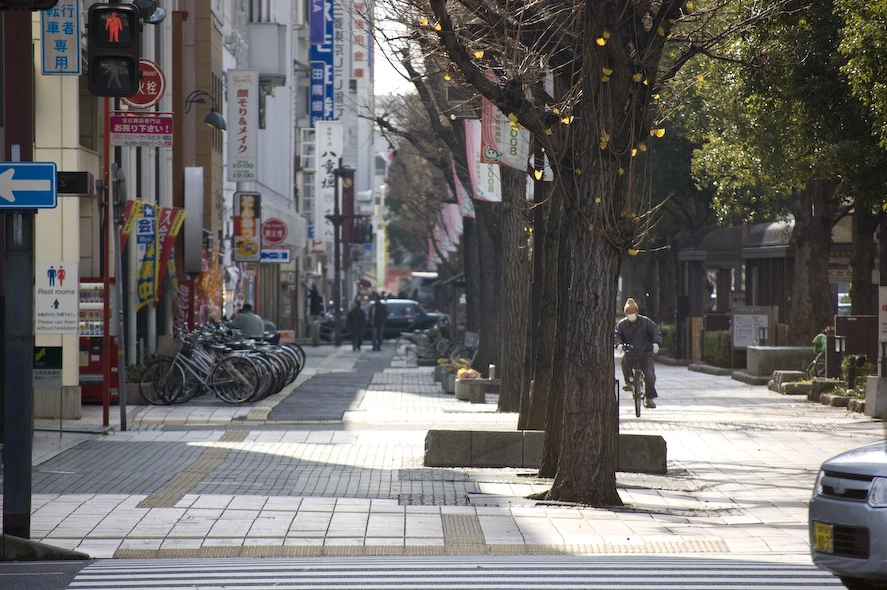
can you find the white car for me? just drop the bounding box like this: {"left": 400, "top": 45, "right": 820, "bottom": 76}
{"left": 809, "top": 440, "right": 887, "bottom": 589}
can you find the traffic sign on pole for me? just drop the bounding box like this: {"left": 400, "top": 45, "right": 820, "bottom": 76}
{"left": 0, "top": 162, "right": 58, "bottom": 209}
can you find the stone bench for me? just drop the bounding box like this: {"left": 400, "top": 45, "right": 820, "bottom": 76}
{"left": 456, "top": 378, "right": 500, "bottom": 403}
{"left": 746, "top": 346, "right": 813, "bottom": 376}
{"left": 425, "top": 430, "right": 667, "bottom": 474}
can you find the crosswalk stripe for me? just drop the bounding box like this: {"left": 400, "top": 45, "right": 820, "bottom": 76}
{"left": 69, "top": 556, "right": 844, "bottom": 589}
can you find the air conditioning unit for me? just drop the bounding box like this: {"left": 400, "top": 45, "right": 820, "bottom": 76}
{"left": 248, "top": 23, "right": 287, "bottom": 87}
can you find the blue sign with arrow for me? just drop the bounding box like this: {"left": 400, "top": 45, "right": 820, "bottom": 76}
{"left": 0, "top": 162, "right": 58, "bottom": 209}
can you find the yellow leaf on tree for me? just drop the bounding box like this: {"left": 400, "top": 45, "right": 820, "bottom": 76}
{"left": 628, "top": 248, "right": 639, "bottom": 256}
{"left": 596, "top": 38, "right": 606, "bottom": 46}
{"left": 631, "top": 148, "right": 638, "bottom": 157}
{"left": 444, "top": 73, "right": 451, "bottom": 81}
{"left": 651, "top": 128, "right": 666, "bottom": 138}
{"left": 603, "top": 31, "right": 611, "bottom": 39}
{"left": 639, "top": 143, "right": 647, "bottom": 152}
{"left": 474, "top": 50, "right": 484, "bottom": 59}
{"left": 657, "top": 26, "right": 665, "bottom": 36}
{"left": 435, "top": 23, "right": 441, "bottom": 31}
{"left": 561, "top": 116, "right": 574, "bottom": 124}
{"left": 633, "top": 73, "right": 643, "bottom": 82}
{"left": 595, "top": 197, "right": 601, "bottom": 203}
{"left": 618, "top": 168, "right": 625, "bottom": 175}
{"left": 697, "top": 75, "right": 705, "bottom": 82}
{"left": 575, "top": 169, "right": 582, "bottom": 176}
{"left": 545, "top": 128, "right": 553, "bottom": 135}
{"left": 602, "top": 68, "right": 613, "bottom": 76}
{"left": 420, "top": 17, "right": 428, "bottom": 26}
{"left": 534, "top": 170, "right": 543, "bottom": 180}
{"left": 602, "top": 76, "right": 610, "bottom": 82}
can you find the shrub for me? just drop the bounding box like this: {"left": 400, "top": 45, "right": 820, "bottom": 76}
{"left": 841, "top": 355, "right": 877, "bottom": 395}
{"left": 703, "top": 330, "right": 732, "bottom": 368}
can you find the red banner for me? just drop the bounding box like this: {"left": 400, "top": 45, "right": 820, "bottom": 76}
{"left": 155, "top": 206, "right": 186, "bottom": 297}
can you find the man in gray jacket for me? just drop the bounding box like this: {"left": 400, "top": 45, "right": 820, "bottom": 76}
{"left": 614, "top": 297, "right": 663, "bottom": 408}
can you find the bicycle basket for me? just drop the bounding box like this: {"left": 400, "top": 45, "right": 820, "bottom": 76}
{"left": 156, "top": 336, "right": 183, "bottom": 358}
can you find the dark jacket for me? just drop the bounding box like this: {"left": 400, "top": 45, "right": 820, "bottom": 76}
{"left": 614, "top": 315, "right": 662, "bottom": 352}
{"left": 346, "top": 306, "right": 366, "bottom": 335}
{"left": 369, "top": 301, "right": 388, "bottom": 328}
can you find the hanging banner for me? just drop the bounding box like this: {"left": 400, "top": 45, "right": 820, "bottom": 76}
{"left": 465, "top": 119, "right": 501, "bottom": 202}
{"left": 119, "top": 199, "right": 141, "bottom": 252}
{"left": 481, "top": 96, "right": 530, "bottom": 170}
{"left": 233, "top": 191, "right": 262, "bottom": 262}
{"left": 450, "top": 157, "right": 475, "bottom": 219}
{"left": 135, "top": 202, "right": 157, "bottom": 310}
{"left": 314, "top": 120, "right": 344, "bottom": 242}
{"left": 227, "top": 69, "right": 259, "bottom": 181}
{"left": 155, "top": 206, "right": 186, "bottom": 297}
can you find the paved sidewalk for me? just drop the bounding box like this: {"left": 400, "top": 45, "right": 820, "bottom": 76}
{"left": 13, "top": 344, "right": 885, "bottom": 559}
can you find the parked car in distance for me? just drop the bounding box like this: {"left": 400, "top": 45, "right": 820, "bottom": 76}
{"left": 809, "top": 440, "right": 887, "bottom": 589}
{"left": 320, "top": 298, "right": 444, "bottom": 342}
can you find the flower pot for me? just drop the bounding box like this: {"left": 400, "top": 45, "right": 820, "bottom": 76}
{"left": 444, "top": 373, "right": 456, "bottom": 394}
{"left": 455, "top": 378, "right": 470, "bottom": 400}
{"left": 433, "top": 364, "right": 444, "bottom": 383}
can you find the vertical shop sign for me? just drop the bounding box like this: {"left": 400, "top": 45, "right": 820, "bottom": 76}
{"left": 41, "top": 0, "right": 80, "bottom": 75}
{"left": 227, "top": 69, "right": 259, "bottom": 181}
{"left": 135, "top": 202, "right": 157, "bottom": 309}
{"left": 233, "top": 191, "right": 262, "bottom": 262}
{"left": 309, "top": 0, "right": 334, "bottom": 124}
{"left": 314, "top": 121, "right": 343, "bottom": 242}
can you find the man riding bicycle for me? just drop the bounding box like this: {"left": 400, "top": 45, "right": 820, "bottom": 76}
{"left": 614, "top": 297, "right": 663, "bottom": 409}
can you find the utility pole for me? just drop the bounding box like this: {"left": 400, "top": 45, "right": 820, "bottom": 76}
{"left": 326, "top": 163, "right": 356, "bottom": 347}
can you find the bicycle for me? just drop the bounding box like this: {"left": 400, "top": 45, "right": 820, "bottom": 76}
{"left": 807, "top": 351, "right": 825, "bottom": 379}
{"left": 620, "top": 344, "right": 651, "bottom": 418}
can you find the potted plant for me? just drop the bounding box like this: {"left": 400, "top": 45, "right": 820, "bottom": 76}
{"left": 455, "top": 367, "right": 481, "bottom": 400}
{"left": 442, "top": 358, "right": 470, "bottom": 394}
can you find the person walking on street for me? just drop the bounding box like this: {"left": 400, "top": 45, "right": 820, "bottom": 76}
{"left": 308, "top": 284, "right": 324, "bottom": 318}
{"left": 614, "top": 297, "right": 663, "bottom": 408}
{"left": 369, "top": 293, "right": 388, "bottom": 351}
{"left": 346, "top": 301, "right": 367, "bottom": 351}
{"left": 231, "top": 303, "right": 265, "bottom": 338}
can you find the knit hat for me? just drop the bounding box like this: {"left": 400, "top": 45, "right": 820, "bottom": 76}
{"left": 623, "top": 298, "right": 639, "bottom": 315}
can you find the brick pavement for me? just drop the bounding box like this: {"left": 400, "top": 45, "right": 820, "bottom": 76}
{"left": 11, "top": 344, "right": 885, "bottom": 559}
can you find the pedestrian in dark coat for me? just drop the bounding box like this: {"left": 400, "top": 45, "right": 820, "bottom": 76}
{"left": 345, "top": 301, "right": 366, "bottom": 351}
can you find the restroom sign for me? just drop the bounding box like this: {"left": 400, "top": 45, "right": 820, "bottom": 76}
{"left": 35, "top": 261, "right": 79, "bottom": 334}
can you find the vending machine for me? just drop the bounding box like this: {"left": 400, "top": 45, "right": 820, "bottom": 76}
{"left": 78, "top": 280, "right": 119, "bottom": 403}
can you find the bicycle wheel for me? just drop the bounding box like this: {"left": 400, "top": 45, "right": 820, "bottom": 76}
{"left": 209, "top": 356, "right": 260, "bottom": 404}
{"left": 633, "top": 368, "right": 644, "bottom": 418}
{"left": 140, "top": 358, "right": 185, "bottom": 405}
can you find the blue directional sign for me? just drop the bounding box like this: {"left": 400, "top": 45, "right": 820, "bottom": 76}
{"left": 260, "top": 248, "right": 291, "bottom": 263}
{"left": 0, "top": 162, "right": 58, "bottom": 209}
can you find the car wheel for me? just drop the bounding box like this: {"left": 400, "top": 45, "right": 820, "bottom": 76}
{"left": 840, "top": 576, "right": 887, "bottom": 590}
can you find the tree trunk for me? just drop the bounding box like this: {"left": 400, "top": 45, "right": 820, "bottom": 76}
{"left": 471, "top": 201, "right": 501, "bottom": 373}
{"left": 787, "top": 180, "right": 837, "bottom": 344}
{"left": 535, "top": 193, "right": 565, "bottom": 474}
{"left": 547, "top": 204, "right": 622, "bottom": 507}
{"left": 850, "top": 207, "right": 879, "bottom": 315}
{"left": 498, "top": 166, "right": 530, "bottom": 411}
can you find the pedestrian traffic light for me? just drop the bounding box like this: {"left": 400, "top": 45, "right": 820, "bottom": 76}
{"left": 86, "top": 3, "right": 141, "bottom": 97}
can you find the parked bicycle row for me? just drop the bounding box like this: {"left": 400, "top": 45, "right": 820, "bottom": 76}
{"left": 139, "top": 324, "right": 306, "bottom": 405}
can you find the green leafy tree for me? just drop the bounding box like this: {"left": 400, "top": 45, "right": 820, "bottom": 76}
{"left": 685, "top": 0, "right": 886, "bottom": 342}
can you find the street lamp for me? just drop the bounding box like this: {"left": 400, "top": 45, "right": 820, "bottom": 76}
{"left": 184, "top": 89, "right": 227, "bottom": 131}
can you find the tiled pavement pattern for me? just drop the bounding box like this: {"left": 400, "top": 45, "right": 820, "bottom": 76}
{"left": 14, "top": 344, "right": 886, "bottom": 559}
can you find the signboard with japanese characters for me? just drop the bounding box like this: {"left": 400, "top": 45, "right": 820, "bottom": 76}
{"left": 233, "top": 191, "right": 262, "bottom": 262}
{"left": 227, "top": 69, "right": 259, "bottom": 181}
{"left": 314, "top": 121, "right": 343, "bottom": 242}
{"left": 109, "top": 112, "right": 173, "bottom": 147}
{"left": 309, "top": 0, "right": 334, "bottom": 124}
{"left": 41, "top": 0, "right": 80, "bottom": 75}
{"left": 122, "top": 59, "right": 166, "bottom": 109}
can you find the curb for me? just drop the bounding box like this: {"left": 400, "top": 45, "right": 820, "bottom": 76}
{"left": 0, "top": 534, "right": 90, "bottom": 561}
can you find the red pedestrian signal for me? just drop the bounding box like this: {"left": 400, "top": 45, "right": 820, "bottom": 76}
{"left": 86, "top": 3, "right": 141, "bottom": 97}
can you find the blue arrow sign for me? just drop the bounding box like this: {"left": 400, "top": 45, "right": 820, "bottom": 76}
{"left": 0, "top": 162, "right": 58, "bottom": 209}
